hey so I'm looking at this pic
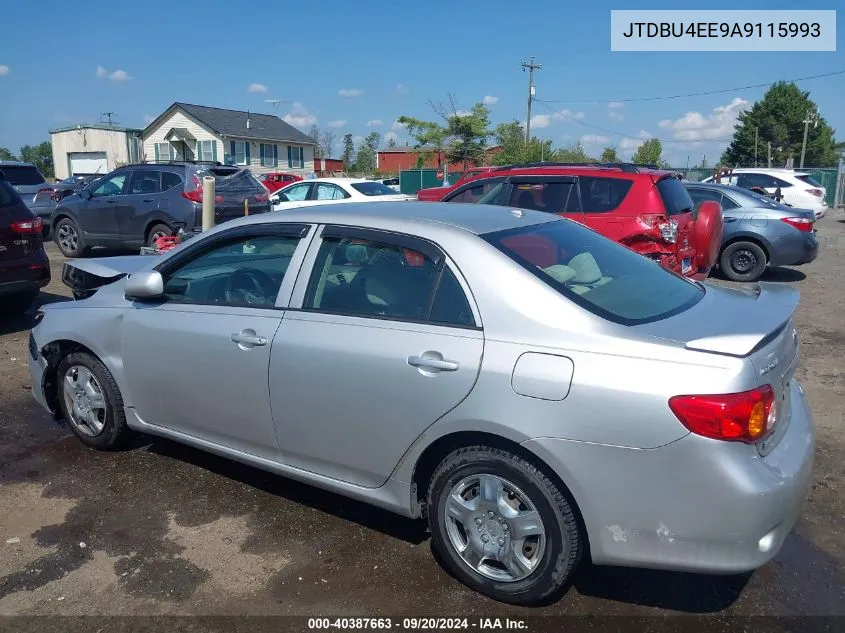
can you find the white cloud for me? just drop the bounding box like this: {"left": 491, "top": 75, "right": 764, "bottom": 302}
{"left": 367, "top": 119, "right": 383, "bottom": 127}
{"left": 553, "top": 109, "right": 586, "bottom": 122}
{"left": 339, "top": 88, "right": 364, "bottom": 97}
{"left": 395, "top": 83, "right": 409, "bottom": 95}
{"left": 619, "top": 130, "right": 652, "bottom": 151}
{"left": 248, "top": 83, "right": 268, "bottom": 93}
{"left": 282, "top": 102, "right": 317, "bottom": 128}
{"left": 529, "top": 114, "right": 552, "bottom": 129}
{"left": 327, "top": 120, "right": 347, "bottom": 128}
{"left": 96, "top": 65, "right": 131, "bottom": 81}
{"left": 607, "top": 101, "right": 625, "bottom": 121}
{"left": 384, "top": 132, "right": 400, "bottom": 144}
{"left": 391, "top": 120, "right": 407, "bottom": 131}
{"left": 580, "top": 134, "right": 610, "bottom": 145}
{"left": 608, "top": 101, "right": 624, "bottom": 109}
{"left": 0, "top": 65, "right": 9, "bottom": 76}
{"left": 482, "top": 95, "right": 499, "bottom": 105}
{"left": 658, "top": 97, "right": 749, "bottom": 141}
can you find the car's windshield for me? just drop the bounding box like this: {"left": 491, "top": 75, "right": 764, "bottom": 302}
{"left": 483, "top": 219, "right": 704, "bottom": 325}
{"left": 796, "top": 174, "right": 822, "bottom": 187}
{"left": 351, "top": 181, "right": 398, "bottom": 196}
{"left": 0, "top": 165, "right": 46, "bottom": 186}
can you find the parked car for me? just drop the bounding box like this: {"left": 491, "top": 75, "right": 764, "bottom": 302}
{"left": 50, "top": 163, "right": 270, "bottom": 258}
{"left": 380, "top": 177, "right": 400, "bottom": 192}
{"left": 701, "top": 168, "right": 828, "bottom": 219}
{"left": 0, "top": 179, "right": 50, "bottom": 314}
{"left": 439, "top": 162, "right": 723, "bottom": 280}
{"left": 416, "top": 166, "right": 498, "bottom": 201}
{"left": 685, "top": 182, "right": 819, "bottom": 282}
{"left": 52, "top": 175, "right": 103, "bottom": 204}
{"left": 258, "top": 171, "right": 303, "bottom": 193}
{"left": 36, "top": 202, "right": 813, "bottom": 605}
{"left": 270, "top": 177, "right": 414, "bottom": 210}
{"left": 0, "top": 161, "right": 56, "bottom": 222}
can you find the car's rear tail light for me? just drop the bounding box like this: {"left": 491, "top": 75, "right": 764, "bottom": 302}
{"left": 254, "top": 192, "right": 269, "bottom": 203}
{"left": 11, "top": 217, "right": 44, "bottom": 234}
{"left": 806, "top": 188, "right": 823, "bottom": 197}
{"left": 669, "top": 385, "right": 776, "bottom": 444}
{"left": 781, "top": 217, "right": 814, "bottom": 232}
{"left": 181, "top": 174, "right": 222, "bottom": 203}
{"left": 38, "top": 187, "right": 54, "bottom": 195}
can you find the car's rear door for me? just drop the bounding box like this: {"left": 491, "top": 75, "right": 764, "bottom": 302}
{"left": 269, "top": 225, "right": 483, "bottom": 487}
{"left": 120, "top": 223, "right": 314, "bottom": 461}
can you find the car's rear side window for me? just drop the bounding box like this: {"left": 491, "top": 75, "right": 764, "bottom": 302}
{"left": 656, "top": 177, "right": 694, "bottom": 216}
{"left": 484, "top": 219, "right": 703, "bottom": 325}
{"left": 162, "top": 172, "right": 182, "bottom": 191}
{"left": 0, "top": 165, "right": 45, "bottom": 186}
{"left": 796, "top": 174, "right": 822, "bottom": 187}
{"left": 578, "top": 177, "right": 633, "bottom": 213}
{"left": 508, "top": 182, "right": 579, "bottom": 214}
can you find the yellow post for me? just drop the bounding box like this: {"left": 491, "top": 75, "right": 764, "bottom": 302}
{"left": 244, "top": 198, "right": 249, "bottom": 216}
{"left": 201, "top": 176, "right": 215, "bottom": 231}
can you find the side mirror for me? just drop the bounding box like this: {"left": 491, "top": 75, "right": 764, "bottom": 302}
{"left": 275, "top": 193, "right": 289, "bottom": 203}
{"left": 124, "top": 271, "right": 164, "bottom": 300}
{"left": 79, "top": 189, "right": 92, "bottom": 200}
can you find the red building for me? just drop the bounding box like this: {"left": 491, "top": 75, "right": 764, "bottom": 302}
{"left": 377, "top": 145, "right": 502, "bottom": 174}
{"left": 314, "top": 157, "right": 345, "bottom": 176}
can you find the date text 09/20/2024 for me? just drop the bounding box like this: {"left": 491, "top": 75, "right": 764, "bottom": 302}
{"left": 307, "top": 617, "right": 527, "bottom": 630}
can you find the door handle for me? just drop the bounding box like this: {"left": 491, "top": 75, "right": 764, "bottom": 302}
{"left": 407, "top": 355, "right": 459, "bottom": 372}
{"left": 723, "top": 216, "right": 738, "bottom": 223}
{"left": 142, "top": 199, "right": 155, "bottom": 203}
{"left": 231, "top": 332, "right": 268, "bottom": 346}
{"left": 106, "top": 200, "right": 116, "bottom": 204}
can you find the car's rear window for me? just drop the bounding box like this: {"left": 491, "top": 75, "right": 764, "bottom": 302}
{"left": 796, "top": 174, "right": 822, "bottom": 187}
{"left": 483, "top": 219, "right": 703, "bottom": 325}
{"left": 0, "top": 181, "right": 22, "bottom": 207}
{"left": 656, "top": 177, "right": 694, "bottom": 216}
{"left": 0, "top": 165, "right": 46, "bottom": 186}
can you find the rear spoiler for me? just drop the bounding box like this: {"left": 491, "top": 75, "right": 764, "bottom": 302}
{"left": 62, "top": 255, "right": 158, "bottom": 299}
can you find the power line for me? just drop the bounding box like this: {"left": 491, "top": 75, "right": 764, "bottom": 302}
{"left": 537, "top": 69, "right": 845, "bottom": 105}
{"left": 534, "top": 101, "right": 734, "bottom": 144}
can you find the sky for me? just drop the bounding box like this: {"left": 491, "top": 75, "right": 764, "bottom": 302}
{"left": 1, "top": 0, "right": 843, "bottom": 166}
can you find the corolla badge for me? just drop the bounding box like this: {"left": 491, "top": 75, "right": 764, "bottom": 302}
{"left": 760, "top": 358, "right": 780, "bottom": 376}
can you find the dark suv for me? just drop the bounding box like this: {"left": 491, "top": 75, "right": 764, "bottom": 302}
{"left": 439, "top": 162, "right": 723, "bottom": 280}
{"left": 0, "top": 179, "right": 50, "bottom": 314}
{"left": 50, "top": 162, "right": 271, "bottom": 258}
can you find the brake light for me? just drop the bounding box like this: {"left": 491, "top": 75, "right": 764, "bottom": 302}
{"left": 254, "top": 192, "right": 269, "bottom": 203}
{"left": 806, "top": 188, "right": 823, "bottom": 197}
{"left": 181, "top": 174, "right": 222, "bottom": 203}
{"left": 669, "top": 385, "right": 776, "bottom": 443}
{"left": 11, "top": 217, "right": 44, "bottom": 234}
{"left": 38, "top": 187, "right": 54, "bottom": 194}
{"left": 781, "top": 217, "right": 814, "bottom": 232}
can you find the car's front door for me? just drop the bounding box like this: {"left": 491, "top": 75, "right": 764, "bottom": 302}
{"left": 121, "top": 223, "right": 313, "bottom": 461}
{"left": 83, "top": 172, "right": 130, "bottom": 242}
{"left": 120, "top": 169, "right": 162, "bottom": 243}
{"left": 269, "top": 226, "right": 484, "bottom": 487}
{"left": 273, "top": 182, "right": 313, "bottom": 210}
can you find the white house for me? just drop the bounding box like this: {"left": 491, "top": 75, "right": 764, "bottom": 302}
{"left": 50, "top": 124, "right": 143, "bottom": 180}
{"left": 141, "top": 103, "right": 316, "bottom": 175}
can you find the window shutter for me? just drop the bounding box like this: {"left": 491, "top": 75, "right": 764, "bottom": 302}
{"left": 212, "top": 141, "right": 217, "bottom": 162}
{"left": 230, "top": 141, "right": 236, "bottom": 164}
{"left": 260, "top": 143, "right": 265, "bottom": 166}
{"left": 245, "top": 142, "right": 251, "bottom": 165}
{"left": 154, "top": 144, "right": 160, "bottom": 161}
{"left": 273, "top": 144, "right": 278, "bottom": 167}
{"left": 287, "top": 145, "right": 292, "bottom": 168}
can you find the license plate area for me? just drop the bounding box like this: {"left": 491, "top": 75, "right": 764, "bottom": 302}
{"left": 681, "top": 257, "right": 693, "bottom": 274}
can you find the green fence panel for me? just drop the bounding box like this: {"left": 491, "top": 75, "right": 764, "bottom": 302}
{"left": 399, "top": 169, "right": 451, "bottom": 195}
{"left": 805, "top": 169, "right": 837, "bottom": 207}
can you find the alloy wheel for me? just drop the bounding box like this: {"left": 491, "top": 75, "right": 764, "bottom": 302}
{"left": 62, "top": 365, "right": 107, "bottom": 436}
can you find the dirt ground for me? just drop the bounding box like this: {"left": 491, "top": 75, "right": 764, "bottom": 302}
{"left": 0, "top": 222, "right": 843, "bottom": 622}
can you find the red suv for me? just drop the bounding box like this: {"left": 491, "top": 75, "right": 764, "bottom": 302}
{"left": 259, "top": 172, "right": 303, "bottom": 193}
{"left": 416, "top": 166, "right": 498, "bottom": 201}
{"left": 439, "top": 162, "right": 723, "bottom": 280}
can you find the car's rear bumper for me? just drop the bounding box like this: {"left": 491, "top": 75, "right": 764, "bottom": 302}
{"left": 769, "top": 231, "right": 819, "bottom": 268}
{"left": 522, "top": 379, "right": 815, "bottom": 574}
{"left": 0, "top": 251, "right": 51, "bottom": 296}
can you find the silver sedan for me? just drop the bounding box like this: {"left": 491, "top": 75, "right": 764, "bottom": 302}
{"left": 29, "top": 202, "right": 814, "bottom": 605}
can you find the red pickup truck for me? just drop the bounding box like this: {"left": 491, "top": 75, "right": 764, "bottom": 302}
{"left": 416, "top": 166, "right": 498, "bottom": 201}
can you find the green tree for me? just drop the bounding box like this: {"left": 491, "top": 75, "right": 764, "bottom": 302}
{"left": 0, "top": 147, "right": 17, "bottom": 161}
{"left": 386, "top": 135, "right": 397, "bottom": 148}
{"left": 443, "top": 103, "right": 491, "bottom": 169}
{"left": 556, "top": 142, "right": 594, "bottom": 163}
{"left": 354, "top": 132, "right": 380, "bottom": 174}
{"left": 631, "top": 138, "right": 667, "bottom": 167}
{"left": 490, "top": 121, "right": 553, "bottom": 165}
{"left": 308, "top": 125, "right": 324, "bottom": 159}
{"left": 341, "top": 133, "right": 355, "bottom": 171}
{"left": 19, "top": 142, "right": 54, "bottom": 178}
{"left": 397, "top": 115, "right": 449, "bottom": 169}
{"left": 721, "top": 82, "right": 839, "bottom": 167}
{"left": 600, "top": 146, "right": 620, "bottom": 162}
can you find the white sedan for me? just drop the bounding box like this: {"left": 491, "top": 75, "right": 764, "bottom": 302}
{"left": 270, "top": 177, "right": 413, "bottom": 211}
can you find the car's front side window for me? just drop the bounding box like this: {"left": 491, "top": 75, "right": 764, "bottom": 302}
{"left": 91, "top": 173, "right": 127, "bottom": 197}
{"left": 160, "top": 233, "right": 302, "bottom": 308}
{"left": 283, "top": 183, "right": 310, "bottom": 201}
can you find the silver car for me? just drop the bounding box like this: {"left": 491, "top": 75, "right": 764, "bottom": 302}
{"left": 29, "top": 202, "right": 814, "bottom": 605}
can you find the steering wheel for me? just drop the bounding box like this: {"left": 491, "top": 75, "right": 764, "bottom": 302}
{"left": 224, "top": 268, "right": 278, "bottom": 306}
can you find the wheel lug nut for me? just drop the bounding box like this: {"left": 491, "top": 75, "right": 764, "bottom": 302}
{"left": 488, "top": 511, "right": 495, "bottom": 518}
{"left": 481, "top": 535, "right": 489, "bottom": 543}
{"left": 498, "top": 538, "right": 505, "bottom": 546}
{"left": 475, "top": 517, "right": 483, "bottom": 525}
{"left": 502, "top": 523, "right": 508, "bottom": 531}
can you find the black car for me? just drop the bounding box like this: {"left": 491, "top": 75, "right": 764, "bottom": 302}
{"left": 50, "top": 162, "right": 271, "bottom": 258}
{"left": 0, "top": 179, "right": 50, "bottom": 314}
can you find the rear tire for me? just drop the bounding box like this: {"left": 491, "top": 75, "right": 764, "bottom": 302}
{"left": 427, "top": 446, "right": 582, "bottom": 606}
{"left": 56, "top": 352, "right": 131, "bottom": 450}
{"left": 720, "top": 241, "right": 767, "bottom": 282}
{"left": 146, "top": 223, "right": 172, "bottom": 247}
{"left": 54, "top": 217, "right": 88, "bottom": 258}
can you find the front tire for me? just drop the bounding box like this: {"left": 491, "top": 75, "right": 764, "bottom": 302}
{"left": 720, "top": 241, "right": 767, "bottom": 282}
{"left": 427, "top": 446, "right": 582, "bottom": 605}
{"left": 54, "top": 217, "right": 88, "bottom": 258}
{"left": 56, "top": 352, "right": 130, "bottom": 450}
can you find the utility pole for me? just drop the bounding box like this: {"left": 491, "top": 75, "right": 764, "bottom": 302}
{"left": 768, "top": 141, "right": 772, "bottom": 168}
{"left": 521, "top": 56, "right": 542, "bottom": 143}
{"left": 800, "top": 107, "right": 819, "bottom": 169}
{"left": 754, "top": 127, "right": 758, "bottom": 167}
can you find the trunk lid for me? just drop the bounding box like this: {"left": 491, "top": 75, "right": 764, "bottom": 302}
{"left": 634, "top": 282, "right": 800, "bottom": 454}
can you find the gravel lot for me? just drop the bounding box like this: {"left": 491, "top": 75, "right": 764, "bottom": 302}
{"left": 1, "top": 220, "right": 843, "bottom": 620}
